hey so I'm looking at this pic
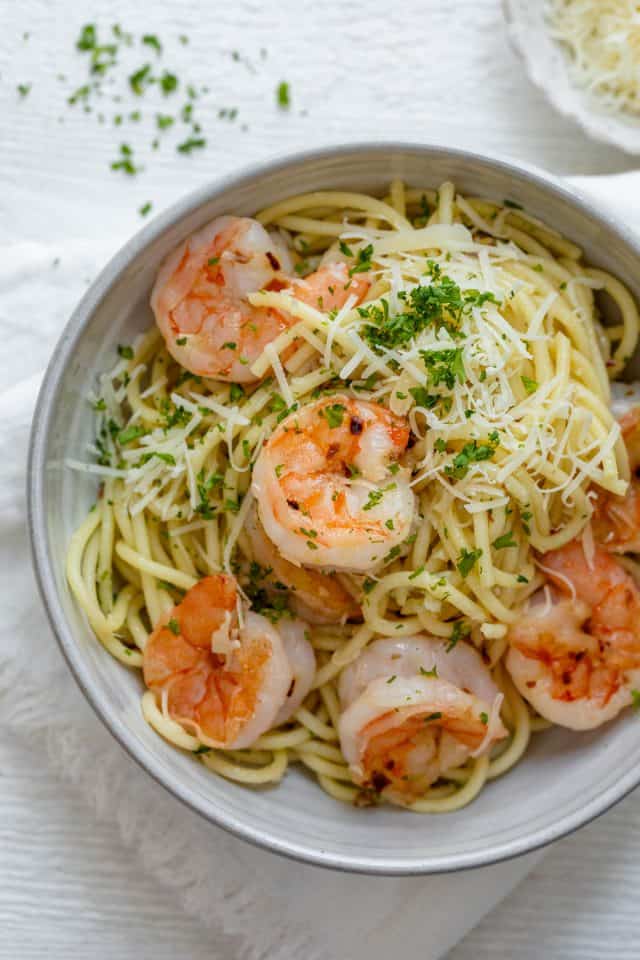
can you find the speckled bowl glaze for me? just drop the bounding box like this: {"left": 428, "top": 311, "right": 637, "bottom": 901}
{"left": 28, "top": 144, "right": 640, "bottom": 874}
{"left": 504, "top": 0, "right": 640, "bottom": 154}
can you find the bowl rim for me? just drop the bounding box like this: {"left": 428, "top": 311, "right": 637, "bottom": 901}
{"left": 27, "top": 140, "right": 640, "bottom": 875}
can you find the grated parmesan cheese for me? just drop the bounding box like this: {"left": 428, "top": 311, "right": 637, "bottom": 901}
{"left": 547, "top": 0, "right": 640, "bottom": 117}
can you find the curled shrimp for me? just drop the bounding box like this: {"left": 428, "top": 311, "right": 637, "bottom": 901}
{"left": 143, "top": 574, "right": 314, "bottom": 748}
{"left": 592, "top": 387, "right": 640, "bottom": 553}
{"left": 252, "top": 394, "right": 415, "bottom": 572}
{"left": 151, "top": 216, "right": 293, "bottom": 382}
{"left": 338, "top": 637, "right": 507, "bottom": 806}
{"left": 506, "top": 540, "right": 640, "bottom": 729}
{"left": 243, "top": 502, "right": 361, "bottom": 624}
{"left": 151, "top": 217, "right": 370, "bottom": 382}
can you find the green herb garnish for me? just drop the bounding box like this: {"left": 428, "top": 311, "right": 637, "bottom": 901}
{"left": 492, "top": 532, "right": 517, "bottom": 550}
{"left": 456, "top": 548, "right": 482, "bottom": 578}
{"left": 322, "top": 403, "right": 346, "bottom": 428}
{"left": 277, "top": 81, "right": 290, "bottom": 108}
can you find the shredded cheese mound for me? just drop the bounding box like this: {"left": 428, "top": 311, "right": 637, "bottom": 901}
{"left": 547, "top": 0, "right": 640, "bottom": 117}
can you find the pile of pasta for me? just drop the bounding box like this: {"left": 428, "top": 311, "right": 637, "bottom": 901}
{"left": 66, "top": 179, "right": 638, "bottom": 810}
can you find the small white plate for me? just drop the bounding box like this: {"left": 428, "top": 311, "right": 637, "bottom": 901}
{"left": 504, "top": 0, "right": 640, "bottom": 154}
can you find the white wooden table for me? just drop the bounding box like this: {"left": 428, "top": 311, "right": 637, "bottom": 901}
{"left": 1, "top": 1, "right": 639, "bottom": 956}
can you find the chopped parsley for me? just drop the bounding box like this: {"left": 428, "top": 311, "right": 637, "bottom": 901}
{"left": 167, "top": 618, "right": 180, "bottom": 635}
{"left": 117, "top": 424, "right": 146, "bottom": 445}
{"left": 322, "top": 403, "right": 346, "bottom": 428}
{"left": 383, "top": 544, "right": 402, "bottom": 564}
{"left": 480, "top": 712, "right": 489, "bottom": 725}
{"left": 129, "top": 63, "right": 152, "bottom": 95}
{"left": 419, "top": 347, "right": 465, "bottom": 390}
{"left": 177, "top": 135, "right": 206, "bottom": 154}
{"left": 117, "top": 343, "right": 134, "bottom": 360}
{"left": 424, "top": 712, "right": 442, "bottom": 723}
{"left": 277, "top": 81, "right": 290, "bottom": 108}
{"left": 363, "top": 489, "right": 384, "bottom": 511}
{"left": 349, "top": 243, "right": 374, "bottom": 276}
{"left": 456, "top": 548, "right": 482, "bottom": 578}
{"left": 137, "top": 451, "right": 176, "bottom": 466}
{"left": 229, "top": 383, "right": 245, "bottom": 403}
{"left": 195, "top": 469, "right": 223, "bottom": 519}
{"left": 521, "top": 375, "right": 538, "bottom": 395}
{"left": 160, "top": 71, "right": 178, "bottom": 95}
{"left": 76, "top": 23, "right": 97, "bottom": 51}
{"left": 111, "top": 142, "right": 141, "bottom": 176}
{"left": 492, "top": 532, "right": 517, "bottom": 550}
{"left": 447, "top": 619, "right": 471, "bottom": 652}
{"left": 359, "top": 261, "right": 498, "bottom": 352}
{"left": 142, "top": 34, "right": 162, "bottom": 55}
{"left": 17, "top": 83, "right": 31, "bottom": 98}
{"left": 631, "top": 689, "right": 640, "bottom": 710}
{"left": 138, "top": 201, "right": 152, "bottom": 217}
{"left": 419, "top": 665, "right": 438, "bottom": 678}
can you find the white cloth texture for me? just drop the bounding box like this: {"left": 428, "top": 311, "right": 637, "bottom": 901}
{"left": 2, "top": 1, "right": 640, "bottom": 956}
{"left": 0, "top": 171, "right": 638, "bottom": 958}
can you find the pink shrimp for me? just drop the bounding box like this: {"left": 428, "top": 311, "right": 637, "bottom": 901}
{"left": 151, "top": 216, "right": 370, "bottom": 382}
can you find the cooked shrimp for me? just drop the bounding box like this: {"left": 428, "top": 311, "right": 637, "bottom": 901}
{"left": 243, "top": 502, "right": 361, "bottom": 624}
{"left": 591, "top": 384, "right": 640, "bottom": 553}
{"left": 287, "top": 261, "right": 370, "bottom": 313}
{"left": 151, "top": 216, "right": 294, "bottom": 382}
{"left": 506, "top": 540, "right": 640, "bottom": 729}
{"left": 338, "top": 636, "right": 507, "bottom": 805}
{"left": 252, "top": 395, "right": 415, "bottom": 572}
{"left": 143, "top": 574, "right": 294, "bottom": 748}
{"left": 274, "top": 619, "right": 316, "bottom": 725}
{"left": 151, "top": 218, "right": 370, "bottom": 382}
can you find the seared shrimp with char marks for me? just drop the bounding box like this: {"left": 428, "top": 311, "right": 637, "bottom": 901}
{"left": 506, "top": 540, "right": 640, "bottom": 729}
{"left": 143, "top": 574, "right": 315, "bottom": 748}
{"left": 338, "top": 636, "right": 507, "bottom": 806}
{"left": 252, "top": 395, "right": 415, "bottom": 573}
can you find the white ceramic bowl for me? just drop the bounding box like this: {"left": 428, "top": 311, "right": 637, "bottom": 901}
{"left": 505, "top": 0, "right": 640, "bottom": 154}
{"left": 28, "top": 144, "right": 640, "bottom": 874}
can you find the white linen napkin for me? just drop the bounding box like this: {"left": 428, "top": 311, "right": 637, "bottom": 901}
{"left": 0, "top": 170, "right": 638, "bottom": 960}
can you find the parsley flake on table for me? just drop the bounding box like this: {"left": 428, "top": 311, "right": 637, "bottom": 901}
{"left": 277, "top": 81, "right": 291, "bottom": 108}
